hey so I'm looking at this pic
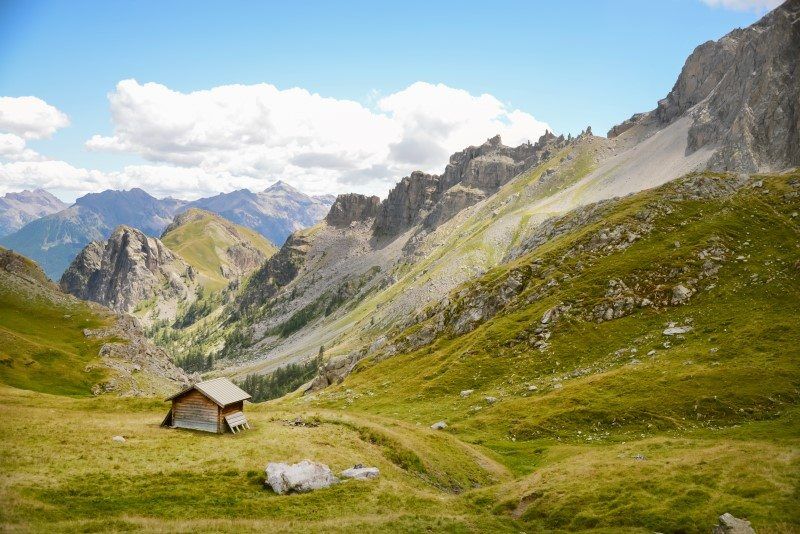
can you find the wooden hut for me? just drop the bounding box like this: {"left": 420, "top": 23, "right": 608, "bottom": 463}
{"left": 162, "top": 377, "right": 252, "bottom": 433}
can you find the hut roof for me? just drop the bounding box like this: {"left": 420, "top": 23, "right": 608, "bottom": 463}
{"left": 166, "top": 377, "right": 251, "bottom": 407}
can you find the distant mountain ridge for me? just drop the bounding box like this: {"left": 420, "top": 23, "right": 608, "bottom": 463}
{"left": 0, "top": 181, "right": 334, "bottom": 280}
{"left": 186, "top": 180, "right": 334, "bottom": 246}
{"left": 59, "top": 209, "right": 278, "bottom": 327}
{"left": 0, "top": 189, "right": 68, "bottom": 237}
{"left": 0, "top": 188, "right": 186, "bottom": 279}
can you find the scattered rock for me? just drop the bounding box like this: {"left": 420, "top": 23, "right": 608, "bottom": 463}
{"left": 484, "top": 396, "right": 497, "bottom": 404}
{"left": 431, "top": 421, "right": 447, "bottom": 430}
{"left": 633, "top": 454, "right": 646, "bottom": 461}
{"left": 527, "top": 385, "right": 538, "bottom": 391}
{"left": 671, "top": 284, "right": 693, "bottom": 304}
{"left": 284, "top": 416, "right": 320, "bottom": 427}
{"left": 340, "top": 466, "right": 380, "bottom": 480}
{"left": 112, "top": 435, "right": 126, "bottom": 443}
{"left": 713, "top": 513, "right": 755, "bottom": 534}
{"left": 265, "top": 460, "right": 339, "bottom": 494}
{"left": 663, "top": 325, "right": 693, "bottom": 336}
{"left": 460, "top": 389, "right": 474, "bottom": 397}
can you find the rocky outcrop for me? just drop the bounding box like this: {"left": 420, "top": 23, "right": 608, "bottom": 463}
{"left": 607, "top": 113, "right": 645, "bottom": 138}
{"left": 60, "top": 225, "right": 195, "bottom": 315}
{"left": 340, "top": 465, "right": 380, "bottom": 480}
{"left": 373, "top": 171, "right": 440, "bottom": 236}
{"left": 713, "top": 513, "right": 756, "bottom": 534}
{"left": 615, "top": 0, "right": 800, "bottom": 172}
{"left": 325, "top": 193, "right": 381, "bottom": 227}
{"left": 308, "top": 352, "right": 360, "bottom": 391}
{"left": 83, "top": 313, "right": 189, "bottom": 395}
{"left": 373, "top": 132, "right": 566, "bottom": 237}
{"left": 237, "top": 232, "right": 312, "bottom": 312}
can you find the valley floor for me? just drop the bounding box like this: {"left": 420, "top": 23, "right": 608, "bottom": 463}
{"left": 0, "top": 385, "right": 797, "bottom": 533}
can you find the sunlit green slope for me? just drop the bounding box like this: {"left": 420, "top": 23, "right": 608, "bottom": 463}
{"left": 298, "top": 171, "right": 800, "bottom": 531}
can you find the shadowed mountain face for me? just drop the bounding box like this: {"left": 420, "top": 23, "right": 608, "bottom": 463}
{"left": 0, "top": 188, "right": 186, "bottom": 280}
{"left": 187, "top": 181, "right": 335, "bottom": 246}
{"left": 0, "top": 189, "right": 68, "bottom": 237}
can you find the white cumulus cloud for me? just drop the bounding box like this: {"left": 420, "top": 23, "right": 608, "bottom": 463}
{"left": 0, "top": 96, "right": 70, "bottom": 140}
{"left": 1, "top": 81, "right": 550, "bottom": 201}
{"left": 82, "top": 79, "right": 550, "bottom": 197}
{"left": 699, "top": 0, "right": 782, "bottom": 12}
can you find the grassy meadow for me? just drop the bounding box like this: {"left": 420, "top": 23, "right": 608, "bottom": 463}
{"left": 1, "top": 171, "right": 799, "bottom": 532}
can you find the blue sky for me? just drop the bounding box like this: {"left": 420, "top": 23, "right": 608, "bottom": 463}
{"left": 0, "top": 0, "right": 775, "bottom": 200}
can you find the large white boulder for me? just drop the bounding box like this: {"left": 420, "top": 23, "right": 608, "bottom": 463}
{"left": 265, "top": 460, "right": 339, "bottom": 494}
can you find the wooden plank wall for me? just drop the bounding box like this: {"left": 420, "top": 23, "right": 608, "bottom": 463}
{"left": 173, "top": 390, "right": 220, "bottom": 433}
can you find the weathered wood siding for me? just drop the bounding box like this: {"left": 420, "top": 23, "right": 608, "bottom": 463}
{"left": 220, "top": 401, "right": 244, "bottom": 432}
{"left": 172, "top": 390, "right": 220, "bottom": 433}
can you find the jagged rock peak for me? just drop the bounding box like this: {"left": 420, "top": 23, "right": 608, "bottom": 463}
{"left": 325, "top": 193, "right": 381, "bottom": 228}
{"left": 374, "top": 133, "right": 568, "bottom": 237}
{"left": 60, "top": 225, "right": 194, "bottom": 314}
{"left": 611, "top": 0, "right": 800, "bottom": 171}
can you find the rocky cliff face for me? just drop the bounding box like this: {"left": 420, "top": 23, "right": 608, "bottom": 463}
{"left": 373, "top": 133, "right": 565, "bottom": 237}
{"left": 60, "top": 225, "right": 196, "bottom": 319}
{"left": 0, "top": 189, "right": 67, "bottom": 237}
{"left": 237, "top": 232, "right": 313, "bottom": 312}
{"left": 619, "top": 0, "right": 800, "bottom": 172}
{"left": 325, "top": 194, "right": 381, "bottom": 228}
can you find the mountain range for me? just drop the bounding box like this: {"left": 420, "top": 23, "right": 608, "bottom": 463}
{"left": 0, "top": 188, "right": 67, "bottom": 237}
{"left": 189, "top": 181, "right": 335, "bottom": 246}
{"left": 0, "top": 181, "right": 332, "bottom": 279}
{"left": 59, "top": 209, "right": 277, "bottom": 327}
{"left": 1, "top": 2, "right": 799, "bottom": 531}
{"left": 161, "top": 0, "right": 800, "bottom": 385}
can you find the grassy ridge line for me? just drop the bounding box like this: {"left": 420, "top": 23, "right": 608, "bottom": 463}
{"left": 161, "top": 209, "right": 277, "bottom": 292}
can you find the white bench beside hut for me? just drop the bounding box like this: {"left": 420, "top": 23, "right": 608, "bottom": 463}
{"left": 162, "top": 377, "right": 252, "bottom": 433}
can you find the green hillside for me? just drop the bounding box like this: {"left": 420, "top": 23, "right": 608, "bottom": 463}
{"left": 161, "top": 208, "right": 277, "bottom": 291}
{"left": 1, "top": 172, "right": 798, "bottom": 533}
{"left": 0, "top": 247, "right": 111, "bottom": 395}
{"left": 298, "top": 170, "right": 800, "bottom": 531}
